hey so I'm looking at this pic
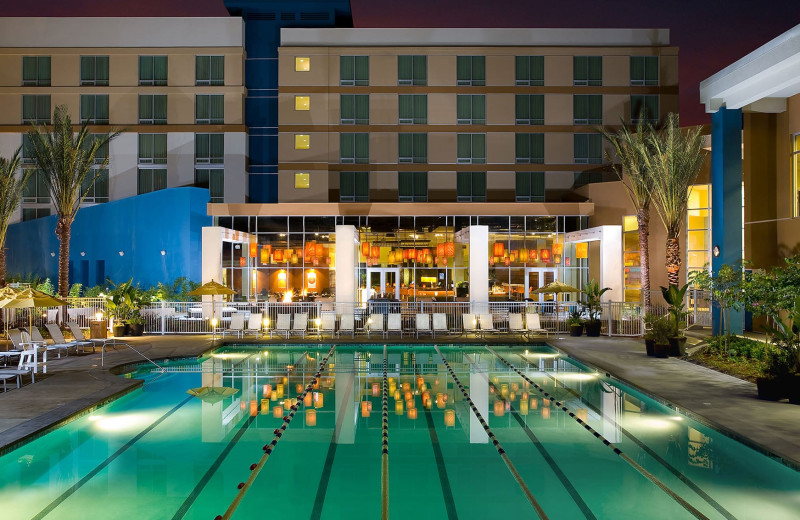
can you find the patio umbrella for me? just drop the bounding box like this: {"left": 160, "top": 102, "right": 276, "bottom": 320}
{"left": 0, "top": 288, "right": 69, "bottom": 332}
{"left": 0, "top": 286, "right": 23, "bottom": 338}
{"left": 187, "top": 280, "right": 236, "bottom": 334}
{"left": 186, "top": 385, "right": 240, "bottom": 404}
{"left": 532, "top": 281, "right": 581, "bottom": 329}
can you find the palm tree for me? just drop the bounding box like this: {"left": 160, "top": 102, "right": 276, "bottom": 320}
{"left": 599, "top": 119, "right": 655, "bottom": 310}
{"left": 27, "top": 105, "right": 120, "bottom": 296}
{"left": 0, "top": 148, "right": 30, "bottom": 287}
{"left": 647, "top": 113, "right": 705, "bottom": 287}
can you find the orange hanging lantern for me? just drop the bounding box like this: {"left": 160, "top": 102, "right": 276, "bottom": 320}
{"left": 312, "top": 257, "right": 319, "bottom": 266}
{"left": 409, "top": 249, "right": 417, "bottom": 261}
{"left": 306, "top": 241, "right": 316, "bottom": 258}
{"left": 575, "top": 242, "right": 588, "bottom": 259}
{"left": 263, "top": 384, "right": 272, "bottom": 398}
{"left": 371, "top": 245, "right": 380, "bottom": 258}
{"left": 239, "top": 256, "right": 246, "bottom": 267}
{"left": 552, "top": 242, "right": 563, "bottom": 256}
{"left": 540, "top": 248, "right": 551, "bottom": 263}
{"left": 529, "top": 249, "right": 538, "bottom": 262}
{"left": 437, "top": 243, "right": 445, "bottom": 257}
{"left": 504, "top": 257, "right": 510, "bottom": 266}
{"left": 519, "top": 248, "right": 528, "bottom": 262}
{"left": 291, "top": 253, "right": 299, "bottom": 264}
{"left": 565, "top": 257, "right": 571, "bottom": 266}
{"left": 273, "top": 249, "right": 283, "bottom": 262}
{"left": 361, "top": 242, "right": 370, "bottom": 257}
{"left": 553, "top": 254, "right": 562, "bottom": 264}
{"left": 316, "top": 243, "right": 324, "bottom": 257}
{"left": 249, "top": 242, "right": 258, "bottom": 258}
{"left": 422, "top": 248, "right": 430, "bottom": 257}
{"left": 510, "top": 252, "right": 516, "bottom": 263}
{"left": 304, "top": 392, "right": 313, "bottom": 407}
{"left": 361, "top": 401, "right": 370, "bottom": 418}
{"left": 493, "top": 242, "right": 505, "bottom": 257}
{"left": 445, "top": 242, "right": 455, "bottom": 257}
{"left": 260, "top": 244, "right": 271, "bottom": 264}
{"left": 402, "top": 249, "right": 409, "bottom": 260}
{"left": 249, "top": 400, "right": 258, "bottom": 416}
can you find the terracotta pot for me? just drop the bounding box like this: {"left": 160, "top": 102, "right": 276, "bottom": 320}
{"left": 644, "top": 339, "right": 655, "bottom": 356}
{"left": 654, "top": 343, "right": 670, "bottom": 358}
{"left": 668, "top": 336, "right": 687, "bottom": 357}
{"left": 569, "top": 324, "right": 583, "bottom": 337}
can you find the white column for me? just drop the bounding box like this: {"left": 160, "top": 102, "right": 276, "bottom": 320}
{"left": 202, "top": 227, "right": 224, "bottom": 320}
{"left": 468, "top": 356, "right": 489, "bottom": 444}
{"left": 468, "top": 225, "right": 489, "bottom": 314}
{"left": 599, "top": 225, "right": 623, "bottom": 301}
{"left": 601, "top": 387, "right": 622, "bottom": 443}
{"left": 335, "top": 225, "right": 357, "bottom": 315}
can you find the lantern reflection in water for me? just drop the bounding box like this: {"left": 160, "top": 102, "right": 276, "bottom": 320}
{"left": 372, "top": 383, "right": 380, "bottom": 396}
{"left": 273, "top": 406, "right": 283, "bottom": 418}
{"left": 530, "top": 398, "right": 538, "bottom": 410}
{"left": 542, "top": 407, "right": 551, "bottom": 420}
{"left": 493, "top": 400, "right": 505, "bottom": 417}
{"left": 520, "top": 399, "right": 529, "bottom": 415}
{"left": 263, "top": 384, "right": 272, "bottom": 398}
{"left": 577, "top": 409, "right": 588, "bottom": 422}
{"left": 395, "top": 401, "right": 403, "bottom": 415}
{"left": 260, "top": 399, "right": 269, "bottom": 415}
{"left": 361, "top": 401, "right": 370, "bottom": 418}
{"left": 305, "top": 409, "right": 317, "bottom": 426}
{"left": 304, "top": 392, "right": 313, "bottom": 407}
{"left": 408, "top": 407, "right": 418, "bottom": 420}
{"left": 444, "top": 409, "right": 455, "bottom": 427}
{"left": 314, "top": 392, "right": 323, "bottom": 408}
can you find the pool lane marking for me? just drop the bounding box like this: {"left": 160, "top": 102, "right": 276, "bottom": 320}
{"left": 171, "top": 415, "right": 257, "bottom": 520}
{"left": 32, "top": 395, "right": 194, "bottom": 520}
{"left": 433, "top": 345, "right": 550, "bottom": 520}
{"left": 413, "top": 353, "right": 459, "bottom": 520}
{"left": 487, "top": 347, "right": 711, "bottom": 520}
{"left": 217, "top": 344, "right": 337, "bottom": 520}
{"left": 381, "top": 345, "right": 390, "bottom": 520}
{"left": 527, "top": 357, "right": 737, "bottom": 520}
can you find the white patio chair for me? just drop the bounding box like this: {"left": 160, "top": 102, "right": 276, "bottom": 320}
{"left": 508, "top": 313, "right": 525, "bottom": 335}
{"left": 0, "top": 349, "right": 44, "bottom": 384}
{"left": 291, "top": 312, "right": 308, "bottom": 338}
{"left": 386, "top": 313, "right": 402, "bottom": 337}
{"left": 367, "top": 314, "right": 385, "bottom": 338}
{"left": 479, "top": 314, "right": 496, "bottom": 337}
{"left": 0, "top": 370, "right": 20, "bottom": 391}
{"left": 338, "top": 314, "right": 355, "bottom": 338}
{"left": 66, "top": 322, "right": 97, "bottom": 353}
{"left": 43, "top": 324, "right": 78, "bottom": 358}
{"left": 222, "top": 314, "right": 246, "bottom": 339}
{"left": 526, "top": 312, "right": 549, "bottom": 337}
{"left": 462, "top": 314, "right": 478, "bottom": 337}
{"left": 432, "top": 313, "right": 448, "bottom": 338}
{"left": 244, "top": 313, "right": 263, "bottom": 336}
{"left": 320, "top": 313, "right": 336, "bottom": 338}
{"left": 270, "top": 314, "right": 291, "bottom": 339}
{"left": 415, "top": 314, "right": 432, "bottom": 338}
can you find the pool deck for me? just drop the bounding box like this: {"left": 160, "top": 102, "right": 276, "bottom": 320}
{"left": 1, "top": 332, "right": 799, "bottom": 470}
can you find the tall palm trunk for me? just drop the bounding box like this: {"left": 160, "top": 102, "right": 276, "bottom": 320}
{"left": 0, "top": 248, "right": 6, "bottom": 288}
{"left": 665, "top": 235, "right": 681, "bottom": 287}
{"left": 637, "top": 207, "right": 651, "bottom": 309}
{"left": 56, "top": 217, "right": 71, "bottom": 297}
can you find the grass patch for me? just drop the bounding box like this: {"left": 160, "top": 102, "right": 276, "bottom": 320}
{"left": 689, "top": 335, "right": 770, "bottom": 383}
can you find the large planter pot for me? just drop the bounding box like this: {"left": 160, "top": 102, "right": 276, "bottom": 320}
{"left": 788, "top": 374, "right": 800, "bottom": 405}
{"left": 569, "top": 324, "right": 583, "bottom": 337}
{"left": 112, "top": 324, "right": 126, "bottom": 338}
{"left": 129, "top": 323, "right": 144, "bottom": 336}
{"left": 668, "top": 336, "right": 687, "bottom": 357}
{"left": 654, "top": 343, "right": 670, "bottom": 358}
{"left": 756, "top": 376, "right": 788, "bottom": 401}
{"left": 584, "top": 321, "right": 602, "bottom": 337}
{"left": 644, "top": 338, "right": 655, "bottom": 356}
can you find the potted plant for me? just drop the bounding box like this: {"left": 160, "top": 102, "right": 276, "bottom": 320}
{"left": 661, "top": 284, "right": 690, "bottom": 356}
{"left": 105, "top": 278, "right": 146, "bottom": 336}
{"left": 650, "top": 315, "right": 673, "bottom": 358}
{"left": 582, "top": 279, "right": 611, "bottom": 337}
{"left": 643, "top": 312, "right": 660, "bottom": 356}
{"left": 566, "top": 309, "right": 584, "bottom": 336}
{"left": 127, "top": 312, "right": 145, "bottom": 336}
{"left": 761, "top": 296, "right": 800, "bottom": 401}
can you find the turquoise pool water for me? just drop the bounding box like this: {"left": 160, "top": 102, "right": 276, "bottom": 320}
{"left": 0, "top": 344, "right": 798, "bottom": 519}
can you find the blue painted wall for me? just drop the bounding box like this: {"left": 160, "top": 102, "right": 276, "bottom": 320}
{"left": 711, "top": 107, "right": 744, "bottom": 334}
{"left": 224, "top": 0, "right": 353, "bottom": 202}
{"left": 5, "top": 187, "right": 212, "bottom": 289}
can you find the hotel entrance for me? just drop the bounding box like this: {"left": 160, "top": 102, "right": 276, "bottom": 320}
{"left": 365, "top": 267, "right": 401, "bottom": 299}
{"left": 524, "top": 268, "right": 558, "bottom": 302}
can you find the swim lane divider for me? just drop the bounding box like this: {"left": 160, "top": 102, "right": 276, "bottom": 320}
{"left": 381, "top": 345, "right": 389, "bottom": 520}
{"left": 433, "top": 345, "right": 549, "bottom": 520}
{"left": 486, "top": 346, "right": 710, "bottom": 520}
{"left": 216, "top": 344, "right": 337, "bottom": 520}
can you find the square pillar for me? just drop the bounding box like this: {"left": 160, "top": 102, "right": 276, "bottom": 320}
{"left": 468, "top": 225, "right": 489, "bottom": 314}
{"left": 335, "top": 225, "right": 357, "bottom": 314}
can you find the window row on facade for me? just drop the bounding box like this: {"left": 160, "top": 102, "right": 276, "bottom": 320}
{"left": 294, "top": 54, "right": 660, "bottom": 87}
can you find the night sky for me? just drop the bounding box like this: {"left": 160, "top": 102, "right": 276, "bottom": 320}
{"left": 2, "top": 0, "right": 798, "bottom": 125}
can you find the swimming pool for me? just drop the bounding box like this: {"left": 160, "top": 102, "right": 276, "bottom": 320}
{"left": 0, "top": 343, "right": 798, "bottom": 519}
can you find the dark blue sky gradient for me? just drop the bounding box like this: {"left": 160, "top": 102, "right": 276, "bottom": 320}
{"left": 3, "top": 0, "right": 798, "bottom": 125}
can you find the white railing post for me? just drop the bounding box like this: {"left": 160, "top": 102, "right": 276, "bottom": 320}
{"left": 160, "top": 300, "right": 166, "bottom": 336}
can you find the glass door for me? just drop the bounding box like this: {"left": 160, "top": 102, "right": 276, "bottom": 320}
{"left": 365, "top": 268, "right": 400, "bottom": 299}
{"left": 524, "top": 268, "right": 557, "bottom": 302}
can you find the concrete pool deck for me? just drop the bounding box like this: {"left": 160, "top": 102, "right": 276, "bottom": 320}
{"left": 0, "top": 332, "right": 798, "bottom": 470}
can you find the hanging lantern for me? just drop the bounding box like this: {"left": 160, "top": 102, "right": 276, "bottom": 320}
{"left": 493, "top": 242, "right": 505, "bottom": 257}
{"left": 270, "top": 390, "right": 278, "bottom": 401}
{"left": 260, "top": 399, "right": 269, "bottom": 414}
{"left": 436, "top": 393, "right": 445, "bottom": 408}
{"left": 565, "top": 257, "right": 571, "bottom": 266}
{"left": 305, "top": 241, "right": 315, "bottom": 258}
{"left": 312, "top": 257, "right": 319, "bottom": 266}
{"left": 239, "top": 256, "right": 246, "bottom": 267}
{"left": 295, "top": 383, "right": 303, "bottom": 394}
{"left": 422, "top": 248, "right": 430, "bottom": 258}
{"left": 437, "top": 243, "right": 445, "bottom": 257}
{"left": 260, "top": 245, "right": 271, "bottom": 264}
{"left": 510, "top": 253, "right": 516, "bottom": 263}
{"left": 444, "top": 409, "right": 455, "bottom": 427}
{"left": 445, "top": 242, "right": 455, "bottom": 257}
{"left": 409, "top": 249, "right": 417, "bottom": 261}
{"left": 361, "top": 242, "right": 370, "bottom": 257}
{"left": 426, "top": 254, "right": 433, "bottom": 264}
{"left": 552, "top": 242, "right": 563, "bottom": 256}
{"left": 443, "top": 257, "right": 447, "bottom": 266}
{"left": 500, "top": 384, "right": 509, "bottom": 398}
{"left": 520, "top": 399, "right": 529, "bottom": 415}
{"left": 407, "top": 407, "right": 418, "bottom": 420}
{"left": 504, "top": 257, "right": 511, "bottom": 266}
{"left": 394, "top": 389, "right": 401, "bottom": 401}
{"left": 371, "top": 245, "right": 380, "bottom": 258}
{"left": 276, "top": 383, "right": 284, "bottom": 398}
{"left": 540, "top": 249, "right": 551, "bottom": 263}
{"left": 273, "top": 249, "right": 283, "bottom": 262}
{"left": 529, "top": 249, "right": 538, "bottom": 262}
{"left": 435, "top": 256, "right": 440, "bottom": 265}
{"left": 553, "top": 254, "right": 562, "bottom": 264}
{"left": 403, "top": 249, "right": 409, "bottom": 260}
{"left": 519, "top": 249, "right": 528, "bottom": 262}
{"left": 388, "top": 251, "right": 395, "bottom": 264}
{"left": 366, "top": 257, "right": 372, "bottom": 267}
{"left": 291, "top": 253, "right": 299, "bottom": 264}
{"left": 305, "top": 409, "right": 317, "bottom": 426}
{"left": 575, "top": 242, "right": 588, "bottom": 259}
{"left": 249, "top": 242, "right": 258, "bottom": 258}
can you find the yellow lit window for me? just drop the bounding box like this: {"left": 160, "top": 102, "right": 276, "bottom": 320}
{"left": 295, "top": 57, "right": 310, "bottom": 72}
{"left": 295, "top": 96, "right": 310, "bottom": 111}
{"left": 295, "top": 134, "right": 310, "bottom": 149}
{"left": 295, "top": 172, "right": 310, "bottom": 188}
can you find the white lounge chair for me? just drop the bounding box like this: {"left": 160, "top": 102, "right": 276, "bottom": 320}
{"left": 479, "top": 314, "right": 496, "bottom": 337}
{"left": 222, "top": 314, "right": 246, "bottom": 338}
{"left": 462, "top": 314, "right": 478, "bottom": 336}
{"left": 320, "top": 313, "right": 336, "bottom": 338}
{"left": 508, "top": 313, "right": 525, "bottom": 335}
{"left": 43, "top": 324, "right": 79, "bottom": 358}
{"left": 338, "top": 314, "right": 355, "bottom": 338}
{"left": 271, "top": 314, "right": 291, "bottom": 339}
{"left": 415, "top": 314, "right": 432, "bottom": 338}
{"left": 291, "top": 312, "right": 308, "bottom": 338}
{"left": 367, "top": 314, "right": 385, "bottom": 338}
{"left": 66, "top": 322, "right": 97, "bottom": 353}
{"left": 386, "top": 313, "right": 402, "bottom": 337}
{"left": 432, "top": 313, "right": 448, "bottom": 338}
{"left": 526, "top": 312, "right": 549, "bottom": 337}
{"left": 0, "top": 349, "right": 43, "bottom": 385}
{"left": 244, "top": 313, "right": 263, "bottom": 336}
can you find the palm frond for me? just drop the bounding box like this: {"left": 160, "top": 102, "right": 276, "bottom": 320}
{"left": 0, "top": 147, "right": 30, "bottom": 249}
{"left": 597, "top": 118, "right": 655, "bottom": 211}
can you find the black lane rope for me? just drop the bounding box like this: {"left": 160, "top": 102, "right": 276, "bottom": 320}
{"left": 381, "top": 345, "right": 390, "bottom": 520}
{"left": 216, "top": 344, "right": 337, "bottom": 520}
{"left": 486, "top": 346, "right": 711, "bottom": 520}
{"left": 432, "top": 345, "right": 549, "bottom": 520}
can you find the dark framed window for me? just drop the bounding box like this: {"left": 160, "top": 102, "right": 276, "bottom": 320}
{"left": 22, "top": 208, "right": 50, "bottom": 221}
{"left": 515, "top": 56, "right": 544, "bottom": 86}
{"left": 574, "top": 133, "right": 603, "bottom": 164}
{"left": 137, "top": 169, "right": 167, "bottom": 194}
{"left": 574, "top": 56, "right": 602, "bottom": 86}
{"left": 340, "top": 56, "right": 369, "bottom": 86}
{"left": 340, "top": 94, "right": 369, "bottom": 124}
{"left": 457, "top": 95, "right": 486, "bottom": 125}
{"left": 195, "top": 169, "right": 224, "bottom": 203}
{"left": 457, "top": 171, "right": 486, "bottom": 201}
{"left": 22, "top": 170, "right": 49, "bottom": 203}
{"left": 398, "top": 171, "right": 427, "bottom": 201}
{"left": 631, "top": 95, "right": 659, "bottom": 124}
{"left": 457, "top": 134, "right": 486, "bottom": 164}
{"left": 398, "top": 94, "right": 427, "bottom": 124}
{"left": 22, "top": 95, "right": 50, "bottom": 124}
{"left": 398, "top": 133, "right": 427, "bottom": 163}
{"left": 398, "top": 55, "right": 427, "bottom": 85}
{"left": 196, "top": 55, "right": 224, "bottom": 86}
{"left": 196, "top": 94, "right": 224, "bottom": 124}
{"left": 80, "top": 95, "right": 109, "bottom": 124}
{"left": 516, "top": 172, "right": 545, "bottom": 202}
{"left": 573, "top": 95, "right": 602, "bottom": 125}
{"left": 340, "top": 171, "right": 369, "bottom": 201}
{"left": 138, "top": 95, "right": 167, "bottom": 124}
{"left": 139, "top": 56, "right": 168, "bottom": 86}
{"left": 195, "top": 133, "right": 224, "bottom": 164}
{"left": 80, "top": 56, "right": 109, "bottom": 86}
{"left": 515, "top": 95, "right": 544, "bottom": 125}
{"left": 138, "top": 134, "right": 167, "bottom": 164}
{"left": 515, "top": 134, "right": 545, "bottom": 164}
{"left": 630, "top": 56, "right": 658, "bottom": 86}
{"left": 340, "top": 133, "right": 369, "bottom": 164}
{"left": 457, "top": 56, "right": 485, "bottom": 86}
{"left": 81, "top": 169, "right": 109, "bottom": 203}
{"left": 22, "top": 56, "right": 50, "bottom": 86}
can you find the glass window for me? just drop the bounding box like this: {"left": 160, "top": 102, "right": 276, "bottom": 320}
{"left": 515, "top": 56, "right": 544, "bottom": 86}
{"left": 687, "top": 184, "right": 711, "bottom": 280}
{"left": 340, "top": 171, "right": 369, "bottom": 201}
{"left": 138, "top": 134, "right": 167, "bottom": 164}
{"left": 457, "top": 56, "right": 485, "bottom": 86}
{"left": 630, "top": 56, "right": 659, "bottom": 86}
{"left": 139, "top": 56, "right": 168, "bottom": 86}
{"left": 340, "top": 94, "right": 369, "bottom": 124}
{"left": 295, "top": 173, "right": 310, "bottom": 189}
{"left": 295, "top": 96, "right": 310, "bottom": 111}
{"left": 456, "top": 95, "right": 486, "bottom": 125}
{"left": 138, "top": 169, "right": 167, "bottom": 195}
{"left": 515, "top": 172, "right": 544, "bottom": 202}
{"left": 80, "top": 95, "right": 109, "bottom": 124}
{"left": 794, "top": 134, "right": 800, "bottom": 217}
{"left": 515, "top": 134, "right": 544, "bottom": 164}
{"left": 573, "top": 95, "right": 602, "bottom": 124}
{"left": 398, "top": 171, "right": 427, "bottom": 202}
{"left": 574, "top": 134, "right": 602, "bottom": 164}
{"left": 457, "top": 171, "right": 486, "bottom": 201}
{"left": 398, "top": 55, "right": 427, "bottom": 85}
{"left": 195, "top": 94, "right": 224, "bottom": 124}
{"left": 196, "top": 55, "right": 224, "bottom": 86}
{"left": 457, "top": 134, "right": 486, "bottom": 164}
{"left": 195, "top": 169, "right": 224, "bottom": 203}
{"left": 340, "top": 56, "right": 369, "bottom": 86}
{"left": 295, "top": 135, "right": 310, "bottom": 150}
{"left": 81, "top": 168, "right": 109, "bottom": 203}
{"left": 22, "top": 56, "right": 50, "bottom": 86}
{"left": 631, "top": 95, "right": 659, "bottom": 124}
{"left": 195, "top": 133, "right": 224, "bottom": 164}
{"left": 22, "top": 208, "right": 50, "bottom": 221}
{"left": 398, "top": 94, "right": 427, "bottom": 124}
{"left": 22, "top": 95, "right": 51, "bottom": 124}
{"left": 515, "top": 94, "right": 544, "bottom": 125}
{"left": 138, "top": 94, "right": 167, "bottom": 124}
{"left": 80, "top": 56, "right": 109, "bottom": 86}
{"left": 295, "top": 57, "right": 310, "bottom": 72}
{"left": 622, "top": 215, "right": 641, "bottom": 301}
{"left": 573, "top": 56, "right": 602, "bottom": 86}
{"left": 22, "top": 170, "right": 49, "bottom": 203}
{"left": 398, "top": 133, "right": 427, "bottom": 163}
{"left": 340, "top": 133, "right": 369, "bottom": 163}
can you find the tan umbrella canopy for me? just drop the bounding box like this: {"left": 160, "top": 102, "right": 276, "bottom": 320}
{"left": 186, "top": 386, "right": 240, "bottom": 404}
{"left": 0, "top": 288, "right": 69, "bottom": 332}
{"left": 188, "top": 280, "right": 236, "bottom": 333}
{"left": 531, "top": 280, "right": 581, "bottom": 296}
